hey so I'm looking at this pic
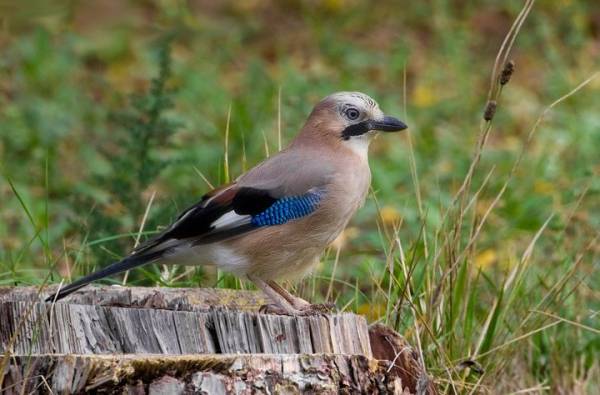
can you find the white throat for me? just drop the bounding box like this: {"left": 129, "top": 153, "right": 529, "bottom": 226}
{"left": 345, "top": 134, "right": 371, "bottom": 161}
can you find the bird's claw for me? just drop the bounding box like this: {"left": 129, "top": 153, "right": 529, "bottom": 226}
{"left": 299, "top": 302, "right": 336, "bottom": 315}
{"left": 259, "top": 303, "right": 293, "bottom": 315}
{"left": 258, "top": 302, "right": 337, "bottom": 316}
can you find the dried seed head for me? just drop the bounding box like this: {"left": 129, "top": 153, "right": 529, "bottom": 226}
{"left": 500, "top": 60, "right": 515, "bottom": 85}
{"left": 483, "top": 100, "right": 497, "bottom": 121}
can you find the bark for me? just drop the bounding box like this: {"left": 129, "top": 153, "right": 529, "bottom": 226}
{"left": 369, "top": 324, "right": 438, "bottom": 395}
{"left": 1, "top": 354, "right": 415, "bottom": 394}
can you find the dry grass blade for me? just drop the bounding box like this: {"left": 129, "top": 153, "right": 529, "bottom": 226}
{"left": 474, "top": 319, "right": 562, "bottom": 360}
{"left": 473, "top": 214, "right": 554, "bottom": 358}
{"left": 123, "top": 190, "right": 156, "bottom": 285}
{"left": 437, "top": 0, "right": 534, "bottom": 243}
{"left": 508, "top": 384, "right": 552, "bottom": 394}
{"left": 193, "top": 166, "right": 215, "bottom": 189}
{"left": 487, "top": 0, "right": 534, "bottom": 102}
{"left": 532, "top": 310, "right": 600, "bottom": 335}
{"left": 277, "top": 86, "right": 282, "bottom": 151}
{"left": 223, "top": 103, "right": 232, "bottom": 183}
{"left": 431, "top": 70, "right": 599, "bottom": 311}
{"left": 325, "top": 243, "right": 342, "bottom": 302}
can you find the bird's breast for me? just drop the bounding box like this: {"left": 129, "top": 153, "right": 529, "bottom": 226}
{"left": 213, "top": 152, "right": 372, "bottom": 281}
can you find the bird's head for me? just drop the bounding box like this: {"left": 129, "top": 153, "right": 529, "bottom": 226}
{"left": 296, "top": 92, "right": 407, "bottom": 154}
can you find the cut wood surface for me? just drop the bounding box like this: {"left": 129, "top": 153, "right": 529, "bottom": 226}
{"left": 1, "top": 285, "right": 268, "bottom": 312}
{"left": 0, "top": 286, "right": 436, "bottom": 394}
{"left": 1, "top": 286, "right": 371, "bottom": 356}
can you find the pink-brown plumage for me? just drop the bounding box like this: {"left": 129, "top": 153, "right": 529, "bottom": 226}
{"left": 47, "top": 91, "right": 407, "bottom": 315}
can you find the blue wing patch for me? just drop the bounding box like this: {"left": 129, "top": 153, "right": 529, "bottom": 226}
{"left": 251, "top": 191, "right": 322, "bottom": 227}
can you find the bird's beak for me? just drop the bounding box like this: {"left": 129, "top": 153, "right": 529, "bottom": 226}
{"left": 370, "top": 116, "right": 407, "bottom": 132}
{"left": 341, "top": 115, "right": 408, "bottom": 139}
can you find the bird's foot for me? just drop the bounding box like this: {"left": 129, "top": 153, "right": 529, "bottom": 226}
{"left": 258, "top": 302, "right": 336, "bottom": 316}
{"left": 259, "top": 303, "right": 296, "bottom": 315}
{"left": 298, "top": 302, "right": 337, "bottom": 315}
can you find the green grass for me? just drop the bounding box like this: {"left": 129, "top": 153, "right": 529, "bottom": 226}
{"left": 1, "top": 1, "right": 599, "bottom": 392}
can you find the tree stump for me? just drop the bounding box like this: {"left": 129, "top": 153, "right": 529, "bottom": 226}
{"left": 0, "top": 286, "right": 436, "bottom": 394}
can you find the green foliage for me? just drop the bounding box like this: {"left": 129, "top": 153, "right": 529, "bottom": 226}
{"left": 1, "top": 1, "right": 599, "bottom": 392}
{"left": 77, "top": 38, "right": 181, "bottom": 265}
{"left": 109, "top": 44, "right": 178, "bottom": 201}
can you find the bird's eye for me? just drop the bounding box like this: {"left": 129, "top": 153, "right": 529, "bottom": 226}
{"left": 345, "top": 107, "right": 360, "bottom": 121}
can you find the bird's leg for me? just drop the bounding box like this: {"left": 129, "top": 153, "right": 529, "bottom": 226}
{"left": 266, "top": 280, "right": 310, "bottom": 309}
{"left": 267, "top": 280, "right": 336, "bottom": 314}
{"left": 248, "top": 275, "right": 301, "bottom": 315}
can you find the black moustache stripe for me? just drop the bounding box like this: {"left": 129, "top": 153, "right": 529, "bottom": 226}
{"left": 341, "top": 121, "right": 372, "bottom": 140}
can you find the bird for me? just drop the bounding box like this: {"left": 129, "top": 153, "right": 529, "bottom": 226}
{"left": 46, "top": 92, "right": 407, "bottom": 315}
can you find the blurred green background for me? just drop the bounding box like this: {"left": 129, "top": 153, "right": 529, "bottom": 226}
{"left": 1, "top": 0, "right": 599, "bottom": 392}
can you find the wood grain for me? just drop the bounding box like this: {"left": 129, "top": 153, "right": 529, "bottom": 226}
{"left": 0, "top": 286, "right": 371, "bottom": 357}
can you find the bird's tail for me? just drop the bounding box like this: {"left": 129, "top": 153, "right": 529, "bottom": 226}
{"left": 45, "top": 250, "right": 164, "bottom": 302}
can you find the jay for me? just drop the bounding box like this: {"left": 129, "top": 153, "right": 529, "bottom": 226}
{"left": 46, "top": 92, "right": 407, "bottom": 315}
